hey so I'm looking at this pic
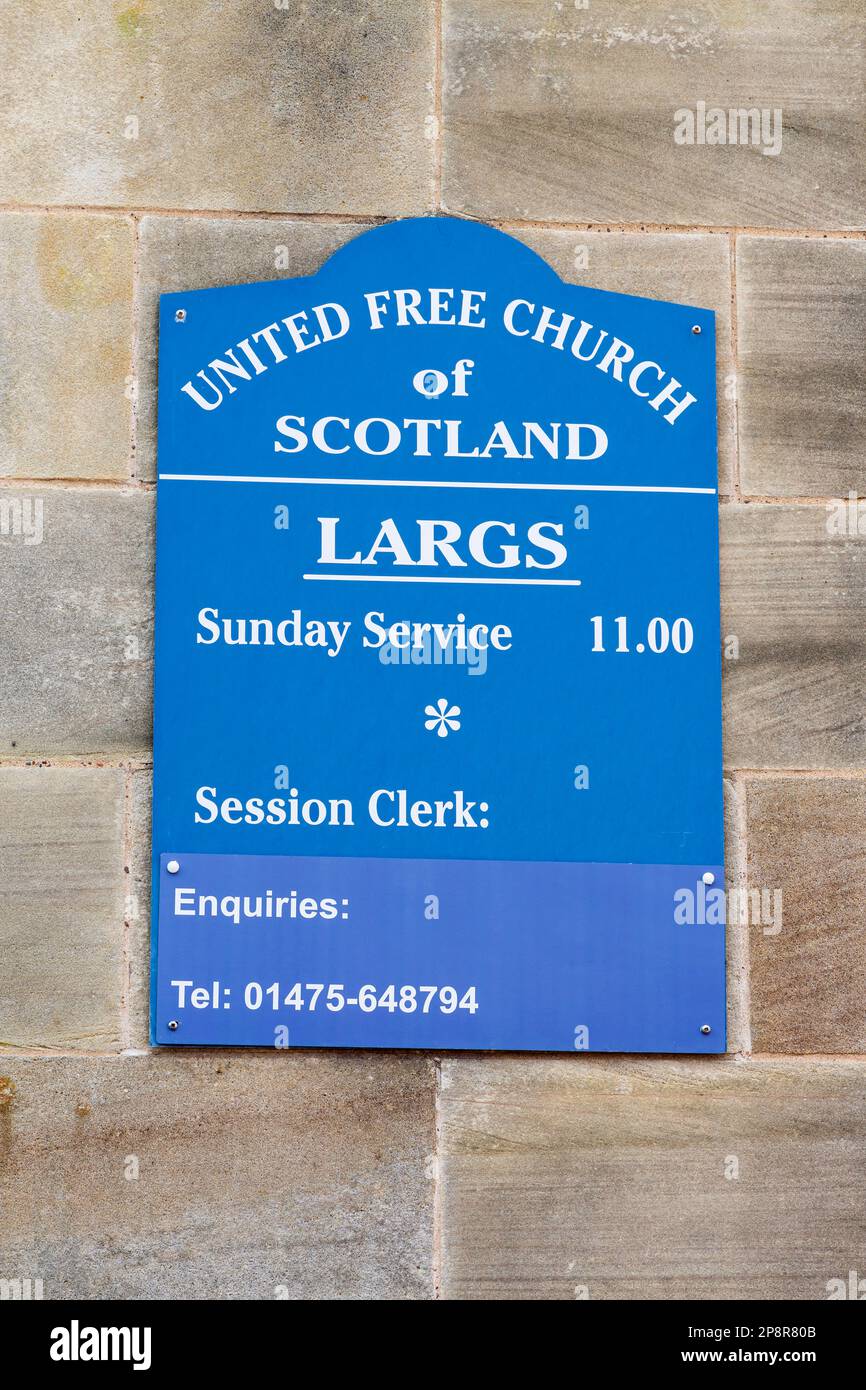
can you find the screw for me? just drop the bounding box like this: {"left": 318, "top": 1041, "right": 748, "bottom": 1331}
{"left": 166, "top": 859, "right": 180, "bottom": 874}
{"left": 175, "top": 308, "right": 187, "bottom": 323}
{"left": 691, "top": 324, "right": 701, "bottom": 335}
{"left": 700, "top": 1024, "right": 711, "bottom": 1035}
{"left": 702, "top": 871, "right": 715, "bottom": 885}
{"left": 167, "top": 1020, "right": 179, "bottom": 1032}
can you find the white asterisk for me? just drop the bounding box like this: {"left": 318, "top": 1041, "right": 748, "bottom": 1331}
{"left": 424, "top": 698, "right": 461, "bottom": 738}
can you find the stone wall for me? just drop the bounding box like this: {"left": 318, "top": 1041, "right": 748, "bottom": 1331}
{"left": 0, "top": 1, "right": 864, "bottom": 1300}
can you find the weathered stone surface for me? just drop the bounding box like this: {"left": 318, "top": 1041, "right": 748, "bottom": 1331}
{"left": 0, "top": 2, "right": 434, "bottom": 214}
{"left": 127, "top": 769, "right": 152, "bottom": 1050}
{"left": 439, "top": 1056, "right": 866, "bottom": 1299}
{"left": 724, "top": 776, "right": 749, "bottom": 1054}
{"left": 0, "top": 214, "right": 133, "bottom": 480}
{"left": 515, "top": 229, "right": 734, "bottom": 492}
{"left": 720, "top": 504, "right": 866, "bottom": 769}
{"left": 0, "top": 1053, "right": 436, "bottom": 1299}
{"left": 0, "top": 488, "right": 153, "bottom": 756}
{"left": 135, "top": 217, "right": 368, "bottom": 479}
{"left": 442, "top": 0, "right": 866, "bottom": 228}
{"left": 0, "top": 768, "right": 124, "bottom": 1051}
{"left": 737, "top": 237, "right": 866, "bottom": 497}
{"left": 746, "top": 776, "right": 866, "bottom": 1053}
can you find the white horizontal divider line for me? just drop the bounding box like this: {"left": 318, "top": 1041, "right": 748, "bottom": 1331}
{"left": 302, "top": 573, "right": 582, "bottom": 586}
{"left": 158, "top": 473, "right": 717, "bottom": 496}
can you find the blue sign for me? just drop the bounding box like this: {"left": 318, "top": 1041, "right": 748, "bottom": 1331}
{"left": 151, "top": 217, "right": 725, "bottom": 1052}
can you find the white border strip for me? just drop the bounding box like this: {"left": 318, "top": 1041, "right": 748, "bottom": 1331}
{"left": 302, "top": 573, "right": 582, "bottom": 586}
{"left": 158, "top": 473, "right": 716, "bottom": 496}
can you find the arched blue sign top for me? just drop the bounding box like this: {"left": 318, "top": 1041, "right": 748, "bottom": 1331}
{"left": 152, "top": 216, "right": 725, "bottom": 1053}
